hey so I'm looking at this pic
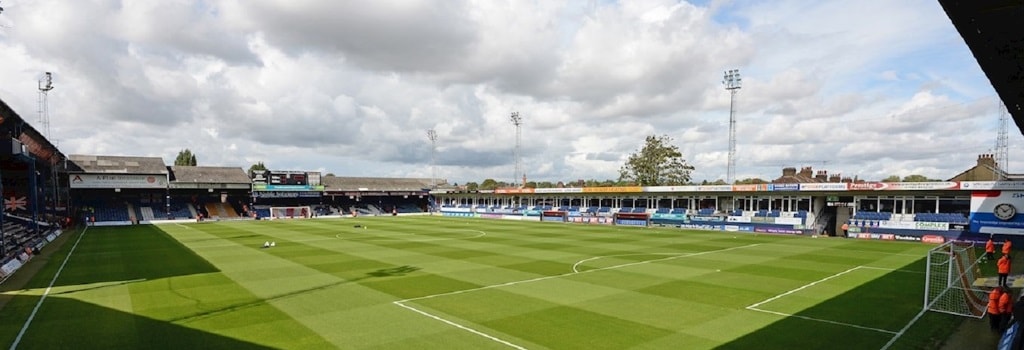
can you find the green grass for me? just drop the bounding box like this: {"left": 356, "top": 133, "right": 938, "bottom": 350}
{"left": 0, "top": 217, "right": 967, "bottom": 349}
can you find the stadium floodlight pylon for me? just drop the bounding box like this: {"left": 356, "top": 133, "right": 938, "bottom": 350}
{"left": 923, "top": 241, "right": 987, "bottom": 318}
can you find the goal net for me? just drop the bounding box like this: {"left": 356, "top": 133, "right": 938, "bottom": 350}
{"left": 923, "top": 241, "right": 987, "bottom": 318}
{"left": 269, "top": 206, "right": 312, "bottom": 220}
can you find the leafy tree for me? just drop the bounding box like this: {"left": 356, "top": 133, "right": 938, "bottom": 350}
{"left": 538, "top": 181, "right": 555, "bottom": 188}
{"left": 248, "top": 161, "right": 268, "bottom": 175}
{"left": 524, "top": 181, "right": 537, "bottom": 188}
{"left": 902, "top": 174, "right": 936, "bottom": 182}
{"left": 735, "top": 178, "right": 767, "bottom": 184}
{"left": 175, "top": 149, "right": 197, "bottom": 166}
{"left": 480, "top": 179, "right": 499, "bottom": 190}
{"left": 881, "top": 175, "right": 901, "bottom": 183}
{"left": 464, "top": 182, "right": 479, "bottom": 191}
{"left": 325, "top": 173, "right": 336, "bottom": 177}
{"left": 618, "top": 135, "right": 694, "bottom": 186}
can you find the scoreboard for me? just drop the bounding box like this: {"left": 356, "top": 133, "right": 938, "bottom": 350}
{"left": 251, "top": 170, "right": 322, "bottom": 190}
{"left": 270, "top": 172, "right": 306, "bottom": 186}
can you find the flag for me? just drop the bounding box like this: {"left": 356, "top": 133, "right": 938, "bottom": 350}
{"left": 4, "top": 196, "right": 27, "bottom": 211}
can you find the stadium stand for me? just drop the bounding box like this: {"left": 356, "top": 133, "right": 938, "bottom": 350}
{"left": 914, "top": 212, "right": 969, "bottom": 224}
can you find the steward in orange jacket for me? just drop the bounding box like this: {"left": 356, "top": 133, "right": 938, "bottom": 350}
{"left": 1005, "top": 239, "right": 1014, "bottom": 255}
{"left": 1000, "top": 290, "right": 1014, "bottom": 330}
{"left": 999, "top": 255, "right": 1012, "bottom": 286}
{"left": 987, "top": 238, "right": 997, "bottom": 261}
{"left": 990, "top": 287, "right": 1005, "bottom": 331}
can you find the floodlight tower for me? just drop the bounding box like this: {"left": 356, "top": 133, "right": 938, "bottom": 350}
{"left": 996, "top": 100, "right": 1010, "bottom": 178}
{"left": 427, "top": 128, "right": 438, "bottom": 188}
{"left": 510, "top": 112, "right": 523, "bottom": 188}
{"left": 38, "top": 72, "right": 54, "bottom": 140}
{"left": 37, "top": 72, "right": 59, "bottom": 219}
{"left": 722, "top": 69, "right": 742, "bottom": 184}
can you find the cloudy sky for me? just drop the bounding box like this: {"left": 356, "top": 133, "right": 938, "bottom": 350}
{"left": 0, "top": 0, "right": 1018, "bottom": 185}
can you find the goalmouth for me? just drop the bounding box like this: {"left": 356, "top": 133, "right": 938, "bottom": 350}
{"left": 923, "top": 240, "right": 988, "bottom": 318}
{"left": 268, "top": 206, "right": 312, "bottom": 220}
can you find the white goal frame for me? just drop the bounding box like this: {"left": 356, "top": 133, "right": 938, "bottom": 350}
{"left": 923, "top": 240, "right": 987, "bottom": 318}
{"left": 268, "top": 206, "right": 312, "bottom": 220}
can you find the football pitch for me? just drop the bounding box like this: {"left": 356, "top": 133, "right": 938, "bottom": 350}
{"left": 0, "top": 216, "right": 963, "bottom": 349}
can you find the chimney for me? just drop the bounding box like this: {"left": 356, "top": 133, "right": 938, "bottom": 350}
{"left": 828, "top": 173, "right": 841, "bottom": 183}
{"left": 815, "top": 170, "right": 827, "bottom": 181}
{"left": 782, "top": 167, "right": 797, "bottom": 176}
{"left": 978, "top": 153, "right": 997, "bottom": 167}
{"left": 799, "top": 166, "right": 813, "bottom": 178}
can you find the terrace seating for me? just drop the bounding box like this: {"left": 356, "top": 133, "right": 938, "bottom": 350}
{"left": 670, "top": 208, "right": 687, "bottom": 214}
{"left": 914, "top": 213, "right": 969, "bottom": 224}
{"left": 853, "top": 212, "right": 892, "bottom": 221}
{"left": 632, "top": 207, "right": 647, "bottom": 213}
{"left": 255, "top": 208, "right": 272, "bottom": 218}
{"left": 598, "top": 207, "right": 611, "bottom": 213}
{"left": 698, "top": 208, "right": 715, "bottom": 216}
{"left": 655, "top": 208, "right": 670, "bottom": 214}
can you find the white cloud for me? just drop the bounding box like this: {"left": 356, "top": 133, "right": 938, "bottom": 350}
{"left": 0, "top": 0, "right": 1015, "bottom": 185}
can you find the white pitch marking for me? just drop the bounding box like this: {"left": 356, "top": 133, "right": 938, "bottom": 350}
{"left": 335, "top": 229, "right": 485, "bottom": 242}
{"left": 745, "top": 266, "right": 907, "bottom": 335}
{"left": 746, "top": 307, "right": 897, "bottom": 335}
{"left": 746, "top": 266, "right": 863, "bottom": 310}
{"left": 573, "top": 250, "right": 728, "bottom": 273}
{"left": 393, "top": 301, "right": 527, "bottom": 350}
{"left": 11, "top": 226, "right": 90, "bottom": 350}
{"left": 393, "top": 244, "right": 762, "bottom": 349}
{"left": 879, "top": 308, "right": 929, "bottom": 350}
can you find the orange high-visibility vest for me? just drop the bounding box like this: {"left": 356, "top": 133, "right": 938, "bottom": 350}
{"left": 1000, "top": 292, "right": 1014, "bottom": 314}
{"left": 990, "top": 289, "right": 1004, "bottom": 314}
{"left": 999, "top": 256, "right": 1011, "bottom": 274}
{"left": 1005, "top": 240, "right": 1013, "bottom": 255}
{"left": 988, "top": 240, "right": 996, "bottom": 253}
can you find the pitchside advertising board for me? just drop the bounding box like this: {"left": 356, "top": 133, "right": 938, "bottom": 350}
{"left": 970, "top": 190, "right": 1024, "bottom": 235}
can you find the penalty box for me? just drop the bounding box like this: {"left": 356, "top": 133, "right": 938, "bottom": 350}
{"left": 745, "top": 265, "right": 921, "bottom": 335}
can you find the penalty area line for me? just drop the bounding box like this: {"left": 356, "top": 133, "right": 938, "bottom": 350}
{"left": 745, "top": 266, "right": 902, "bottom": 336}
{"left": 10, "top": 226, "right": 90, "bottom": 350}
{"left": 393, "top": 243, "right": 762, "bottom": 349}
{"left": 392, "top": 301, "right": 526, "bottom": 350}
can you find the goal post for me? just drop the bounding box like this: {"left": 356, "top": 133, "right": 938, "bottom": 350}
{"left": 923, "top": 240, "right": 987, "bottom": 318}
{"left": 268, "top": 206, "right": 312, "bottom": 220}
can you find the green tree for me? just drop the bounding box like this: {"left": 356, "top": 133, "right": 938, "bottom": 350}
{"left": 480, "top": 178, "right": 499, "bottom": 190}
{"left": 881, "top": 175, "right": 901, "bottom": 182}
{"left": 175, "top": 149, "right": 197, "bottom": 166}
{"left": 464, "top": 182, "right": 479, "bottom": 191}
{"left": 538, "top": 181, "right": 555, "bottom": 188}
{"left": 618, "top": 135, "right": 694, "bottom": 186}
{"left": 248, "top": 161, "right": 268, "bottom": 175}
{"left": 902, "top": 174, "right": 935, "bottom": 182}
{"left": 524, "top": 181, "right": 538, "bottom": 188}
{"left": 735, "top": 178, "right": 767, "bottom": 184}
